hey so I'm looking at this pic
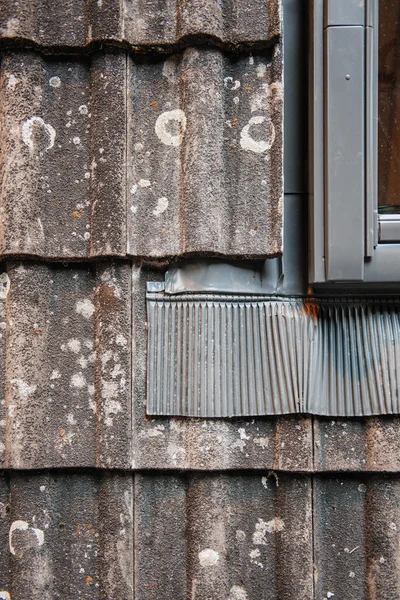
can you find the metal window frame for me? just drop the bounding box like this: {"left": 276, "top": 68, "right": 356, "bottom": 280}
{"left": 309, "top": 0, "right": 400, "bottom": 288}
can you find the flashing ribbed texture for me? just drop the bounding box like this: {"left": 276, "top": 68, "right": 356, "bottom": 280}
{"left": 147, "top": 295, "right": 400, "bottom": 417}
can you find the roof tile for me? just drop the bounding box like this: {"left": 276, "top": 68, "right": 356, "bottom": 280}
{"left": 0, "top": 46, "right": 282, "bottom": 259}
{"left": 0, "top": 0, "right": 281, "bottom": 50}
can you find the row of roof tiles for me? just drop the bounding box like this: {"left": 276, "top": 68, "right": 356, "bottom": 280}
{"left": 0, "top": 0, "right": 281, "bottom": 50}
{"left": 0, "top": 261, "right": 400, "bottom": 471}
{"left": 0, "top": 471, "right": 399, "bottom": 599}
{"left": 0, "top": 47, "right": 283, "bottom": 259}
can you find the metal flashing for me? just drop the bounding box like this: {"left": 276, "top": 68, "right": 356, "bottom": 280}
{"left": 147, "top": 293, "right": 400, "bottom": 417}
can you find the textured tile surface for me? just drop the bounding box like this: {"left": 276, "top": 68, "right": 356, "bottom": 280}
{"left": 314, "top": 474, "right": 400, "bottom": 600}
{"left": 0, "top": 472, "right": 134, "bottom": 600}
{"left": 0, "top": 262, "right": 132, "bottom": 469}
{"left": 0, "top": 46, "right": 283, "bottom": 260}
{"left": 0, "top": 51, "right": 127, "bottom": 258}
{"left": 135, "top": 472, "right": 313, "bottom": 600}
{"left": 0, "top": 0, "right": 281, "bottom": 50}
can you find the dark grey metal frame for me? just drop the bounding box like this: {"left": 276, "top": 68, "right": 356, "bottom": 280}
{"left": 309, "top": 0, "right": 400, "bottom": 287}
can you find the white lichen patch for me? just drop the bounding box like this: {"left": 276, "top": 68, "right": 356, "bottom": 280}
{"left": 75, "top": 299, "right": 95, "bottom": 319}
{"left": 78, "top": 104, "right": 88, "bottom": 115}
{"left": 231, "top": 439, "right": 246, "bottom": 453}
{"left": 49, "top": 76, "right": 61, "bottom": 88}
{"left": 249, "top": 547, "right": 263, "bottom": 569}
{"left": 139, "top": 425, "right": 165, "bottom": 438}
{"left": 50, "top": 369, "right": 61, "bottom": 380}
{"left": 72, "top": 136, "right": 81, "bottom": 145}
{"left": 155, "top": 109, "right": 187, "bottom": 147}
{"left": 7, "top": 73, "right": 18, "bottom": 89}
{"left": 67, "top": 338, "right": 81, "bottom": 354}
{"left": 228, "top": 585, "right": 249, "bottom": 600}
{"left": 104, "top": 397, "right": 122, "bottom": 427}
{"left": 0, "top": 591, "right": 11, "bottom": 600}
{"left": 70, "top": 373, "right": 86, "bottom": 389}
{"left": 2, "top": 17, "right": 19, "bottom": 36}
{"left": 238, "top": 428, "right": 250, "bottom": 440}
{"left": 0, "top": 273, "right": 10, "bottom": 300}
{"left": 198, "top": 548, "right": 219, "bottom": 567}
{"left": 116, "top": 334, "right": 127, "bottom": 347}
{"left": 66, "top": 413, "right": 77, "bottom": 425}
{"left": 240, "top": 116, "right": 275, "bottom": 153}
{"left": 22, "top": 116, "right": 56, "bottom": 153}
{"left": 253, "top": 517, "right": 285, "bottom": 545}
{"left": 224, "top": 76, "right": 241, "bottom": 90}
{"left": 138, "top": 179, "right": 151, "bottom": 188}
{"left": 9, "top": 520, "right": 44, "bottom": 556}
{"left": 256, "top": 63, "right": 267, "bottom": 78}
{"left": 152, "top": 197, "right": 168, "bottom": 216}
{"left": 10, "top": 379, "right": 36, "bottom": 398}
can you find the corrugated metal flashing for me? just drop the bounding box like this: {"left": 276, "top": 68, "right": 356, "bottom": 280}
{"left": 147, "top": 292, "right": 400, "bottom": 417}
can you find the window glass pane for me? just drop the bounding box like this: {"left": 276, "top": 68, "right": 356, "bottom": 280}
{"left": 378, "top": 0, "right": 400, "bottom": 213}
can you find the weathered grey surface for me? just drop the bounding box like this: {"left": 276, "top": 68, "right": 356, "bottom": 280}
{"left": 0, "top": 0, "right": 281, "bottom": 50}
{"left": 0, "top": 471, "right": 133, "bottom": 600}
{"left": 314, "top": 417, "right": 400, "bottom": 472}
{"left": 0, "top": 47, "right": 283, "bottom": 260}
{"left": 0, "top": 261, "right": 132, "bottom": 469}
{"left": 0, "top": 51, "right": 127, "bottom": 258}
{"left": 314, "top": 474, "right": 400, "bottom": 600}
{"left": 135, "top": 472, "right": 313, "bottom": 600}
{"left": 127, "top": 47, "right": 283, "bottom": 258}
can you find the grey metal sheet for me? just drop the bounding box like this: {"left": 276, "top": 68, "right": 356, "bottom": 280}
{"left": 0, "top": 0, "right": 281, "bottom": 50}
{"left": 379, "top": 216, "right": 400, "bottom": 242}
{"left": 165, "top": 261, "right": 266, "bottom": 295}
{"left": 325, "top": 0, "right": 365, "bottom": 26}
{"left": 325, "top": 25, "right": 365, "bottom": 281}
{"left": 366, "top": 0, "right": 378, "bottom": 27}
{"left": 147, "top": 293, "right": 400, "bottom": 417}
{"left": 309, "top": 0, "right": 326, "bottom": 284}
{"left": 366, "top": 18, "right": 379, "bottom": 255}
{"left": 133, "top": 265, "right": 314, "bottom": 472}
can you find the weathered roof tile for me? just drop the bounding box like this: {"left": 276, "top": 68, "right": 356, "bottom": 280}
{"left": 0, "top": 472, "right": 133, "bottom": 599}
{"left": 0, "top": 261, "right": 132, "bottom": 469}
{"left": 0, "top": 0, "right": 281, "bottom": 50}
{"left": 0, "top": 45, "right": 283, "bottom": 260}
{"left": 127, "top": 46, "right": 283, "bottom": 258}
{"left": 0, "top": 51, "right": 127, "bottom": 258}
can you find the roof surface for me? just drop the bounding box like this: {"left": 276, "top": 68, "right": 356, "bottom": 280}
{"left": 0, "top": 1, "right": 399, "bottom": 599}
